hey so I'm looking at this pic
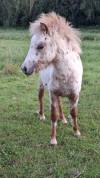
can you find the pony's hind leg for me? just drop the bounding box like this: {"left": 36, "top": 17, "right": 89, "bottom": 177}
{"left": 58, "top": 97, "right": 67, "bottom": 124}
{"left": 69, "top": 94, "right": 81, "bottom": 137}
{"left": 38, "top": 82, "right": 45, "bottom": 120}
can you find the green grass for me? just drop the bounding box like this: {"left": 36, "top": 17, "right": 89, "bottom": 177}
{"left": 0, "top": 27, "right": 100, "bottom": 178}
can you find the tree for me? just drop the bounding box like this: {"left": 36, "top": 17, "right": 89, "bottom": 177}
{"left": 30, "top": 0, "right": 36, "bottom": 13}
{"left": 0, "top": 0, "right": 100, "bottom": 27}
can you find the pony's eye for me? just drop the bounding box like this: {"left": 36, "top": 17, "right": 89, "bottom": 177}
{"left": 37, "top": 43, "right": 44, "bottom": 50}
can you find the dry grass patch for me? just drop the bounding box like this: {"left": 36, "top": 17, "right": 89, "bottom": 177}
{"left": 3, "top": 63, "right": 19, "bottom": 75}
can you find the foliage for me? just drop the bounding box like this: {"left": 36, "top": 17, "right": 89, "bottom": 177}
{"left": 0, "top": 27, "right": 100, "bottom": 177}
{"left": 0, "top": 0, "right": 30, "bottom": 26}
{"left": 31, "top": 0, "right": 100, "bottom": 26}
{"left": 0, "top": 0, "right": 100, "bottom": 26}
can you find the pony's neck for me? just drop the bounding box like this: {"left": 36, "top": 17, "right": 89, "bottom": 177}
{"left": 55, "top": 34, "right": 72, "bottom": 59}
{"left": 46, "top": 36, "right": 72, "bottom": 70}
{"left": 51, "top": 37, "right": 73, "bottom": 73}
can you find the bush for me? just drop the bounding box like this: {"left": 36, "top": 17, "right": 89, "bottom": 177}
{"left": 0, "top": 0, "right": 29, "bottom": 27}
{"left": 0, "top": 0, "right": 100, "bottom": 27}
{"left": 30, "top": 0, "right": 100, "bottom": 26}
{"left": 30, "top": 0, "right": 74, "bottom": 23}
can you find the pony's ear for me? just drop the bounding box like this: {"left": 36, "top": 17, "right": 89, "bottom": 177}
{"left": 40, "top": 22, "right": 49, "bottom": 34}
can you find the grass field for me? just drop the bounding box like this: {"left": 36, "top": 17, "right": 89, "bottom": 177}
{"left": 0, "top": 27, "right": 100, "bottom": 178}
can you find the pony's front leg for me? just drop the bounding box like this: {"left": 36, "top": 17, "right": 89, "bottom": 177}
{"left": 69, "top": 94, "right": 81, "bottom": 137}
{"left": 50, "top": 93, "right": 58, "bottom": 145}
{"left": 38, "top": 83, "right": 45, "bottom": 120}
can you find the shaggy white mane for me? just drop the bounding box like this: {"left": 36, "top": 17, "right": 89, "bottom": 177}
{"left": 30, "top": 12, "right": 81, "bottom": 54}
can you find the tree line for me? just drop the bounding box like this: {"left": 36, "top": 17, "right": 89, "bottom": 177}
{"left": 0, "top": 0, "right": 100, "bottom": 27}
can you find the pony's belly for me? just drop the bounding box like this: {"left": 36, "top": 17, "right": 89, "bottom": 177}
{"left": 53, "top": 83, "right": 81, "bottom": 96}
{"left": 52, "top": 83, "right": 72, "bottom": 96}
{"left": 51, "top": 75, "right": 82, "bottom": 96}
{"left": 53, "top": 88, "right": 70, "bottom": 97}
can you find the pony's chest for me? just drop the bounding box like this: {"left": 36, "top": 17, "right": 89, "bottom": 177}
{"left": 39, "top": 65, "right": 54, "bottom": 88}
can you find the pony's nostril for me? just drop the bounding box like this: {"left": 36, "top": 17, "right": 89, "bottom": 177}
{"left": 24, "top": 66, "right": 27, "bottom": 72}
{"left": 23, "top": 66, "right": 27, "bottom": 74}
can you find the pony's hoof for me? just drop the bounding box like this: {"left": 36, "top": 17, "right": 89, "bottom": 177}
{"left": 36, "top": 111, "right": 45, "bottom": 121}
{"left": 40, "top": 114, "right": 45, "bottom": 121}
{"left": 62, "top": 118, "right": 67, "bottom": 124}
{"left": 74, "top": 130, "right": 81, "bottom": 137}
{"left": 36, "top": 110, "right": 40, "bottom": 115}
{"left": 50, "top": 138, "right": 57, "bottom": 145}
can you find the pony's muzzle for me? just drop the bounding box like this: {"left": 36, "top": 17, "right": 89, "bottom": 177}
{"left": 21, "top": 64, "right": 35, "bottom": 76}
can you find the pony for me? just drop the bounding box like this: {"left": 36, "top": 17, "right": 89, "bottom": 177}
{"left": 21, "top": 12, "right": 83, "bottom": 145}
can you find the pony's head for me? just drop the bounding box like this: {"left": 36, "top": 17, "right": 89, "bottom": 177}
{"left": 21, "top": 12, "right": 81, "bottom": 75}
{"left": 21, "top": 22, "right": 57, "bottom": 75}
